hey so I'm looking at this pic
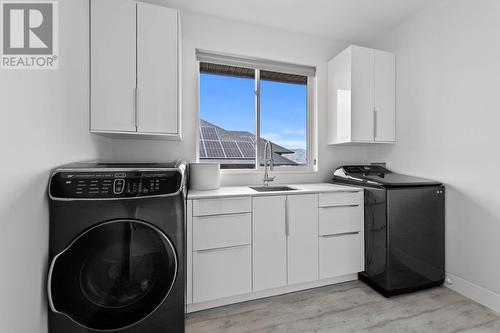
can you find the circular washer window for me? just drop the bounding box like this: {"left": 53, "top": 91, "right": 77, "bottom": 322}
{"left": 48, "top": 220, "right": 177, "bottom": 331}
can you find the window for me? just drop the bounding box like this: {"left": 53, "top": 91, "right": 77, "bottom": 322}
{"left": 197, "top": 51, "right": 315, "bottom": 170}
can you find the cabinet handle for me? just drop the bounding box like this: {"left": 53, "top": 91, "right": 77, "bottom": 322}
{"left": 195, "top": 212, "right": 250, "bottom": 219}
{"left": 320, "top": 231, "right": 359, "bottom": 238}
{"left": 285, "top": 198, "right": 289, "bottom": 237}
{"left": 374, "top": 109, "right": 378, "bottom": 140}
{"left": 336, "top": 190, "right": 361, "bottom": 193}
{"left": 321, "top": 204, "right": 359, "bottom": 209}
{"left": 133, "top": 87, "right": 138, "bottom": 130}
{"left": 195, "top": 244, "right": 249, "bottom": 253}
{"left": 135, "top": 88, "right": 140, "bottom": 131}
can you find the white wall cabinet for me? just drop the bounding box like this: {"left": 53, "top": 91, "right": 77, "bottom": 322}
{"left": 328, "top": 45, "right": 395, "bottom": 144}
{"left": 90, "top": 0, "right": 181, "bottom": 139}
{"left": 187, "top": 190, "right": 363, "bottom": 311}
{"left": 90, "top": 0, "right": 136, "bottom": 133}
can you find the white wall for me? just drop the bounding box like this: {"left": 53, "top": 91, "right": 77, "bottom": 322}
{"left": 366, "top": 0, "right": 500, "bottom": 311}
{"left": 0, "top": 1, "right": 109, "bottom": 332}
{"left": 109, "top": 11, "right": 368, "bottom": 185}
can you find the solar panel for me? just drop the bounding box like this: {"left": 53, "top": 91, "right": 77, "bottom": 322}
{"left": 201, "top": 127, "right": 219, "bottom": 140}
{"left": 199, "top": 140, "right": 207, "bottom": 158}
{"left": 235, "top": 135, "right": 254, "bottom": 142}
{"left": 199, "top": 122, "right": 259, "bottom": 162}
{"left": 237, "top": 141, "right": 256, "bottom": 158}
{"left": 204, "top": 140, "right": 225, "bottom": 158}
{"left": 221, "top": 141, "right": 243, "bottom": 158}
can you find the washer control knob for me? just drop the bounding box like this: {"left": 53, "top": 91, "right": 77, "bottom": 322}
{"left": 113, "top": 179, "right": 125, "bottom": 194}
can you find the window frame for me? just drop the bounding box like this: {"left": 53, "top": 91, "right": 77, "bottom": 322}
{"left": 196, "top": 52, "right": 317, "bottom": 174}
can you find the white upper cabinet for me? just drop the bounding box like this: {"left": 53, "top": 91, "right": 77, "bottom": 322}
{"left": 328, "top": 45, "right": 395, "bottom": 144}
{"left": 90, "top": 0, "right": 181, "bottom": 139}
{"left": 137, "top": 3, "right": 179, "bottom": 134}
{"left": 374, "top": 50, "right": 396, "bottom": 142}
{"left": 90, "top": 0, "right": 136, "bottom": 133}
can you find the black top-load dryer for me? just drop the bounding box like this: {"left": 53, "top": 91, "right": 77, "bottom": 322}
{"left": 333, "top": 165, "right": 445, "bottom": 297}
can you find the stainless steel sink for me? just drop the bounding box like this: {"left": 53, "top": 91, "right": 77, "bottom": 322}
{"left": 250, "top": 186, "right": 298, "bottom": 192}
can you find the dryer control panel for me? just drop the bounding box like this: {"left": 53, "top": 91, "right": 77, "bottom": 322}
{"left": 49, "top": 170, "right": 183, "bottom": 199}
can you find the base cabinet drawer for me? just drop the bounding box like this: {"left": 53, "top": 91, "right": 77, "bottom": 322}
{"left": 319, "top": 191, "right": 363, "bottom": 207}
{"left": 319, "top": 205, "right": 362, "bottom": 236}
{"left": 193, "top": 197, "right": 251, "bottom": 216}
{"left": 319, "top": 233, "right": 363, "bottom": 279}
{"left": 193, "top": 213, "right": 251, "bottom": 250}
{"left": 193, "top": 245, "right": 251, "bottom": 303}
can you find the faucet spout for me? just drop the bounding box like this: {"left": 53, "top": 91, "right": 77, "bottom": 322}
{"left": 263, "top": 140, "right": 275, "bottom": 186}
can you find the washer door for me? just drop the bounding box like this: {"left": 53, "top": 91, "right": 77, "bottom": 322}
{"left": 48, "top": 220, "right": 177, "bottom": 331}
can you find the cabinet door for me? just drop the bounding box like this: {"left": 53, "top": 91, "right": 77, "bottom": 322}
{"left": 90, "top": 0, "right": 137, "bottom": 132}
{"left": 350, "top": 46, "right": 375, "bottom": 142}
{"left": 253, "top": 196, "right": 287, "bottom": 291}
{"left": 287, "top": 194, "right": 319, "bottom": 285}
{"left": 193, "top": 245, "right": 251, "bottom": 303}
{"left": 374, "top": 50, "right": 396, "bottom": 142}
{"left": 137, "top": 3, "right": 179, "bottom": 134}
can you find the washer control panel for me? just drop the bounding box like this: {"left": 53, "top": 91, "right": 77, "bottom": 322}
{"left": 50, "top": 170, "right": 182, "bottom": 199}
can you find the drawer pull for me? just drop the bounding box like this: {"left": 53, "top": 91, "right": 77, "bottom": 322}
{"left": 320, "top": 231, "right": 359, "bottom": 238}
{"left": 322, "top": 204, "right": 359, "bottom": 208}
{"left": 195, "top": 244, "right": 250, "bottom": 253}
{"left": 195, "top": 212, "right": 250, "bottom": 219}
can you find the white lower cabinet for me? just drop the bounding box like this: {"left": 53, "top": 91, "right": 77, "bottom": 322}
{"left": 188, "top": 190, "right": 364, "bottom": 310}
{"left": 253, "top": 194, "right": 319, "bottom": 290}
{"left": 193, "top": 245, "right": 252, "bottom": 303}
{"left": 318, "top": 193, "right": 364, "bottom": 279}
{"left": 193, "top": 213, "right": 251, "bottom": 251}
{"left": 319, "top": 233, "right": 363, "bottom": 279}
{"left": 319, "top": 205, "right": 362, "bottom": 235}
{"left": 253, "top": 196, "right": 287, "bottom": 291}
{"left": 287, "top": 194, "right": 319, "bottom": 284}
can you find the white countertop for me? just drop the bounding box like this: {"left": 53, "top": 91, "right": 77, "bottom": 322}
{"left": 187, "top": 183, "right": 362, "bottom": 200}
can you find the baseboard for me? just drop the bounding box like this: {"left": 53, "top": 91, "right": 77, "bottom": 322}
{"left": 446, "top": 272, "right": 500, "bottom": 314}
{"left": 187, "top": 273, "right": 357, "bottom": 313}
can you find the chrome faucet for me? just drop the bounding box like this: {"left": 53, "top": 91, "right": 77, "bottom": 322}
{"left": 263, "top": 140, "right": 275, "bottom": 186}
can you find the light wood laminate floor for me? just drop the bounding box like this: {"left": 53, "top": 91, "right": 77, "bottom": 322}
{"left": 186, "top": 281, "right": 500, "bottom": 333}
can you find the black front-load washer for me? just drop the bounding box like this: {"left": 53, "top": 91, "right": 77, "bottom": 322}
{"left": 47, "top": 162, "right": 186, "bottom": 333}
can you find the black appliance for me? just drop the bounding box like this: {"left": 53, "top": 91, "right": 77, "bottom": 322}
{"left": 47, "top": 162, "right": 186, "bottom": 332}
{"left": 333, "top": 165, "right": 445, "bottom": 297}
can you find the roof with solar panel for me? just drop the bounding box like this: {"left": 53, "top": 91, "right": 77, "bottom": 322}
{"left": 199, "top": 120, "right": 298, "bottom": 168}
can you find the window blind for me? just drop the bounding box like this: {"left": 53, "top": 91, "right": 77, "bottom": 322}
{"left": 196, "top": 49, "right": 316, "bottom": 77}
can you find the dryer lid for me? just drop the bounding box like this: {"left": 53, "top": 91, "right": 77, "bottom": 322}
{"left": 333, "top": 165, "right": 442, "bottom": 188}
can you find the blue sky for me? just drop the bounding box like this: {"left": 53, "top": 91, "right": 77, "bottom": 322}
{"left": 200, "top": 73, "right": 307, "bottom": 150}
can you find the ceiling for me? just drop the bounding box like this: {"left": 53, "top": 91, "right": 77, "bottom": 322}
{"left": 161, "top": 0, "right": 438, "bottom": 42}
